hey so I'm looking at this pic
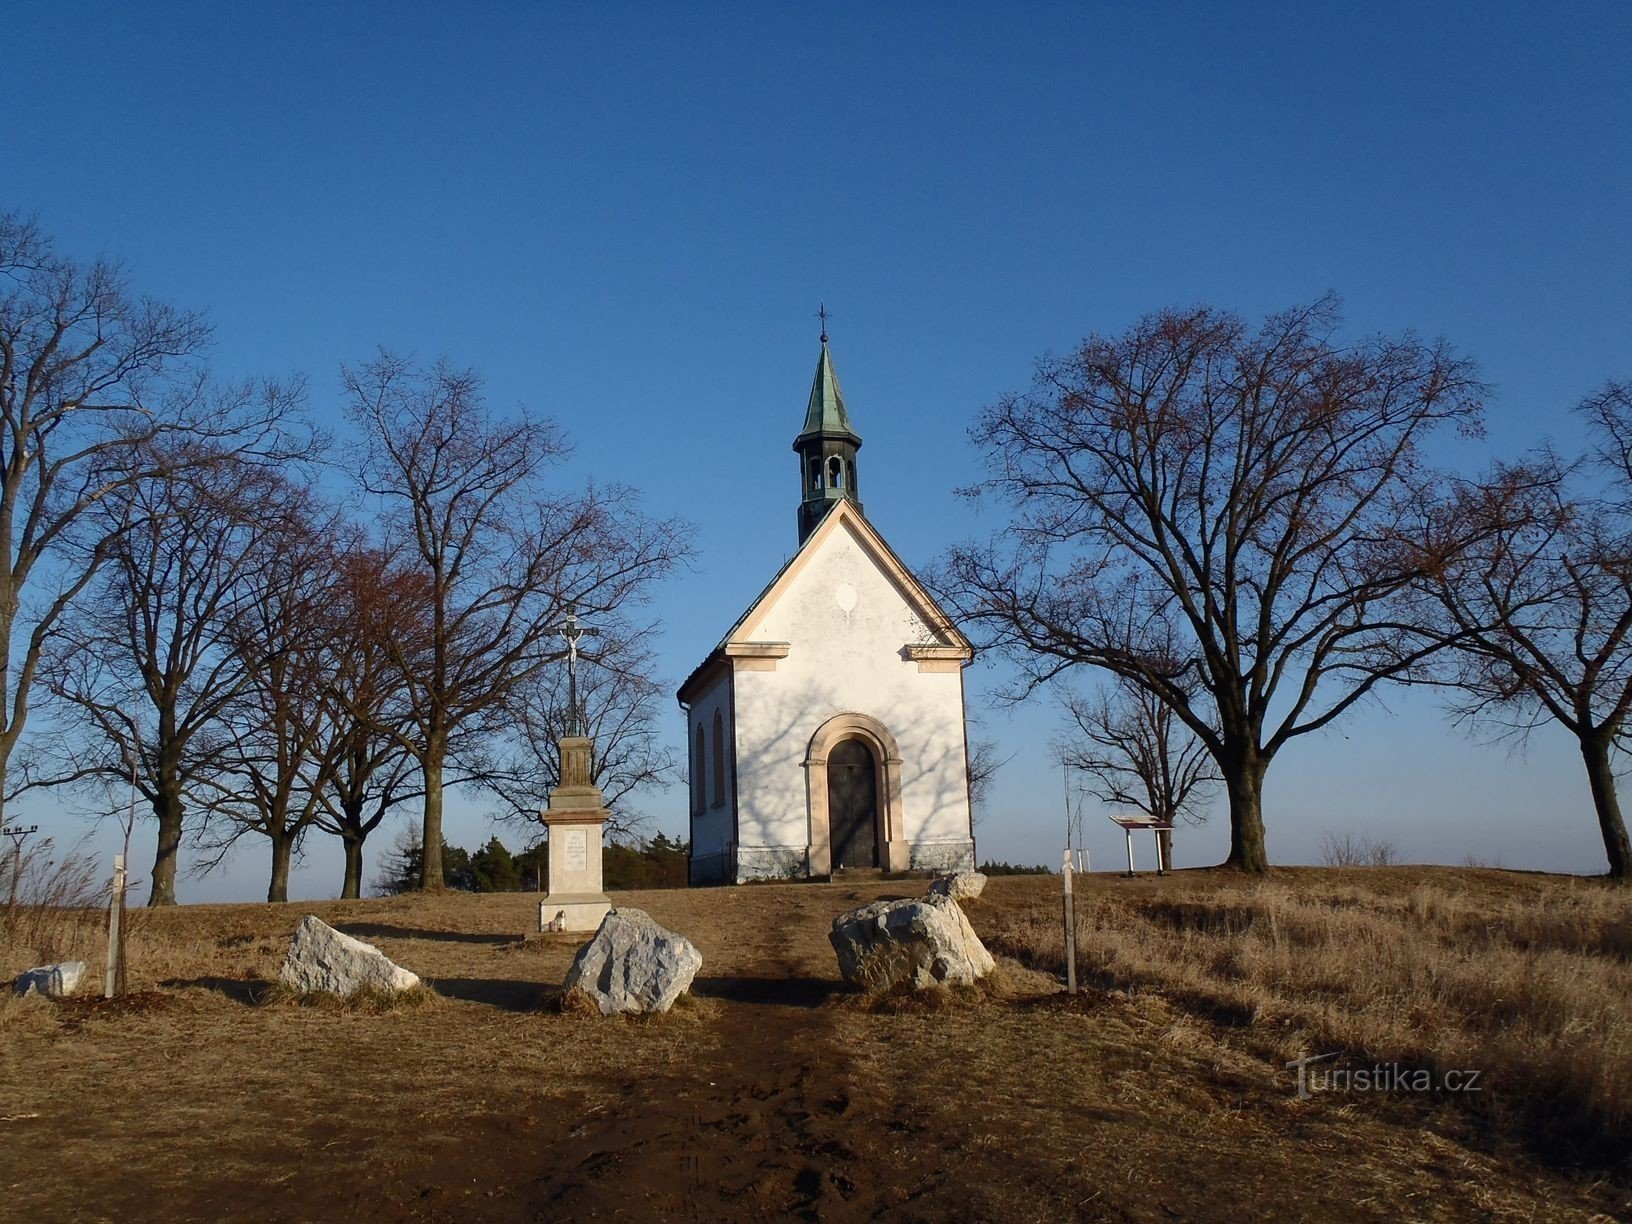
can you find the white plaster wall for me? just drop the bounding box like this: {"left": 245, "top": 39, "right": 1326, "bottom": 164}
{"left": 732, "top": 518, "right": 972, "bottom": 863}
{"left": 685, "top": 668, "right": 735, "bottom": 882}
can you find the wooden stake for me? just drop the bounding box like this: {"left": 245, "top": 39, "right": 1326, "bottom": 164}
{"left": 105, "top": 853, "right": 125, "bottom": 999}
{"left": 1062, "top": 848, "right": 1077, "bottom": 996}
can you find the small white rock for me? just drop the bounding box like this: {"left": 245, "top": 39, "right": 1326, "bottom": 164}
{"left": 926, "top": 870, "right": 987, "bottom": 903}
{"left": 278, "top": 915, "right": 420, "bottom": 996}
{"left": 12, "top": 961, "right": 87, "bottom": 999}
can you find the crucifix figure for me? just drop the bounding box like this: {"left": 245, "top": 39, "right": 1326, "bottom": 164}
{"left": 555, "top": 603, "right": 600, "bottom": 736}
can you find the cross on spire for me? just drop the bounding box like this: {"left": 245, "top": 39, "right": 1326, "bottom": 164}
{"left": 816, "top": 302, "right": 832, "bottom": 344}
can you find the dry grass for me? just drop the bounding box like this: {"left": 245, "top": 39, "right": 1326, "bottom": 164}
{"left": 558, "top": 983, "right": 603, "bottom": 1015}
{"left": 0, "top": 836, "right": 106, "bottom": 970}
{"left": 981, "top": 867, "right": 1632, "bottom": 1170}
{"left": 834, "top": 954, "right": 1060, "bottom": 1014}
{"left": 261, "top": 981, "right": 446, "bottom": 1013}
{"left": 1, "top": 870, "right": 1627, "bottom": 1221}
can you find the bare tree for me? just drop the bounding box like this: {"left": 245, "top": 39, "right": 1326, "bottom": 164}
{"left": 311, "top": 545, "right": 427, "bottom": 899}
{"left": 477, "top": 623, "right": 676, "bottom": 839}
{"left": 199, "top": 488, "right": 348, "bottom": 902}
{"left": 1058, "top": 680, "right": 1220, "bottom": 865}
{"left": 342, "top": 352, "right": 692, "bottom": 888}
{"left": 0, "top": 213, "right": 299, "bottom": 831}
{"left": 964, "top": 732, "right": 1008, "bottom": 830}
{"left": 1413, "top": 383, "right": 1632, "bottom": 880}
{"left": 938, "top": 298, "right": 1484, "bottom": 872}
{"left": 1319, "top": 831, "right": 1398, "bottom": 867}
{"left": 37, "top": 443, "right": 305, "bottom": 904}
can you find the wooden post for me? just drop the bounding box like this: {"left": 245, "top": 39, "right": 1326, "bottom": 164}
{"left": 1062, "top": 848, "right": 1077, "bottom": 995}
{"left": 104, "top": 853, "right": 125, "bottom": 999}
{"left": 5, "top": 841, "right": 19, "bottom": 917}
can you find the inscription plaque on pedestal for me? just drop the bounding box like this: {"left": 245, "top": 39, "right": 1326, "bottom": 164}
{"left": 537, "top": 734, "right": 612, "bottom": 933}
{"left": 564, "top": 828, "right": 588, "bottom": 872}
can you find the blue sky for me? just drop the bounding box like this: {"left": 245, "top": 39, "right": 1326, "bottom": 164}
{"left": 4, "top": 3, "right": 1629, "bottom": 898}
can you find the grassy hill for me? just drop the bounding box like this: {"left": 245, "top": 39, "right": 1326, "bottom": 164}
{"left": 2, "top": 868, "right": 1628, "bottom": 1221}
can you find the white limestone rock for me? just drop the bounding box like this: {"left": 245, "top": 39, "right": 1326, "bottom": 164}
{"left": 926, "top": 870, "right": 987, "bottom": 903}
{"left": 562, "top": 907, "right": 702, "bottom": 1015}
{"left": 830, "top": 894, "right": 995, "bottom": 992}
{"left": 278, "top": 915, "right": 420, "bottom": 996}
{"left": 13, "top": 960, "right": 87, "bottom": 999}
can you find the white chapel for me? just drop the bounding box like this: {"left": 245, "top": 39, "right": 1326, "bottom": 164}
{"left": 678, "top": 332, "right": 977, "bottom": 884}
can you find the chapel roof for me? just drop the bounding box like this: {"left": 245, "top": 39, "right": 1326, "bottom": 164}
{"left": 675, "top": 499, "right": 970, "bottom": 705}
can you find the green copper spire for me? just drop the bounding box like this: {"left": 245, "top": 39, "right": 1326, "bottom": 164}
{"left": 797, "top": 338, "right": 860, "bottom": 443}
{"left": 793, "top": 311, "right": 864, "bottom": 544}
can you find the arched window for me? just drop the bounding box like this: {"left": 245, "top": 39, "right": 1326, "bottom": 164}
{"left": 846, "top": 460, "right": 856, "bottom": 492}
{"left": 809, "top": 459, "right": 822, "bottom": 491}
{"left": 693, "top": 726, "right": 706, "bottom": 813}
{"left": 828, "top": 455, "right": 843, "bottom": 488}
{"left": 711, "top": 711, "right": 726, "bottom": 807}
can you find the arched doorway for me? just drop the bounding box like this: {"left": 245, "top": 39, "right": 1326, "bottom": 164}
{"left": 804, "top": 712, "right": 907, "bottom": 873}
{"left": 827, "top": 738, "right": 879, "bottom": 869}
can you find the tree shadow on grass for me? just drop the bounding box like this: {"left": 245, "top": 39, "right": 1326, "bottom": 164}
{"left": 161, "top": 976, "right": 274, "bottom": 1006}
{"left": 691, "top": 975, "right": 842, "bottom": 1009}
{"left": 163, "top": 973, "right": 552, "bottom": 1015}
{"left": 334, "top": 922, "right": 518, "bottom": 946}
{"left": 430, "top": 977, "right": 553, "bottom": 1013}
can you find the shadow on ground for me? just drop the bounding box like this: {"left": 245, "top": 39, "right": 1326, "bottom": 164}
{"left": 335, "top": 923, "right": 518, "bottom": 946}
{"left": 161, "top": 976, "right": 274, "bottom": 1006}
{"left": 691, "top": 975, "right": 844, "bottom": 1008}
{"left": 431, "top": 977, "right": 552, "bottom": 1012}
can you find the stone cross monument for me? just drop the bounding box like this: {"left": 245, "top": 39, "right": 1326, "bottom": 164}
{"left": 538, "top": 606, "right": 612, "bottom": 933}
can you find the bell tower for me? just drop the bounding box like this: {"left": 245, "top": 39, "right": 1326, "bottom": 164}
{"left": 794, "top": 313, "right": 863, "bottom": 544}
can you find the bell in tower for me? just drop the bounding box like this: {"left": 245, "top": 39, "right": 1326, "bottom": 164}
{"left": 794, "top": 315, "right": 863, "bottom": 544}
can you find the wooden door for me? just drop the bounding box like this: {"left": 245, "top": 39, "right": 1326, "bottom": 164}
{"left": 827, "top": 738, "right": 878, "bottom": 869}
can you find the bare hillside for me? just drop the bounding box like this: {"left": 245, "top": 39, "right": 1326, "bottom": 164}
{"left": 2, "top": 869, "right": 1627, "bottom": 1221}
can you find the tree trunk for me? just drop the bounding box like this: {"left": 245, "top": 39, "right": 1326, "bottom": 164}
{"left": 1157, "top": 827, "right": 1174, "bottom": 871}
{"left": 341, "top": 834, "right": 365, "bottom": 900}
{"left": 268, "top": 835, "right": 293, "bottom": 903}
{"left": 148, "top": 787, "right": 185, "bottom": 906}
{"left": 419, "top": 745, "right": 445, "bottom": 891}
{"left": 1580, "top": 732, "right": 1632, "bottom": 882}
{"left": 1221, "top": 751, "right": 1270, "bottom": 873}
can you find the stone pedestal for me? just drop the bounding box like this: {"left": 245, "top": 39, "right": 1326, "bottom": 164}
{"left": 538, "top": 735, "right": 612, "bottom": 933}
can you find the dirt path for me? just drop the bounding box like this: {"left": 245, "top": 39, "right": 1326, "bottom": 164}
{"left": 515, "top": 895, "right": 886, "bottom": 1220}
{"left": 503, "top": 888, "right": 1078, "bottom": 1223}
{"left": 526, "top": 989, "right": 855, "bottom": 1217}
